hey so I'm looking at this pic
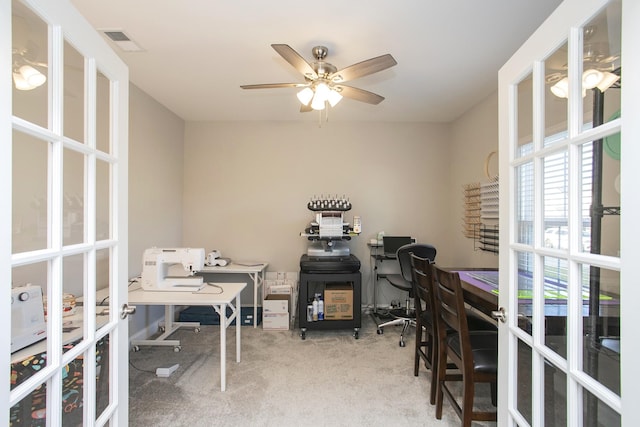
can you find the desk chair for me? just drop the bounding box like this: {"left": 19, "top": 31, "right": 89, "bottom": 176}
{"left": 376, "top": 243, "right": 436, "bottom": 347}
{"left": 432, "top": 265, "right": 498, "bottom": 427}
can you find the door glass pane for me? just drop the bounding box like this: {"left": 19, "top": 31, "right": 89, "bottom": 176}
{"left": 63, "top": 254, "right": 84, "bottom": 342}
{"left": 545, "top": 360, "right": 566, "bottom": 427}
{"left": 516, "top": 73, "right": 533, "bottom": 158}
{"left": 63, "top": 41, "right": 85, "bottom": 143}
{"left": 13, "top": 130, "right": 49, "bottom": 253}
{"left": 11, "top": 262, "right": 48, "bottom": 364}
{"left": 581, "top": 140, "right": 620, "bottom": 257}
{"left": 61, "top": 354, "right": 85, "bottom": 425}
{"left": 543, "top": 256, "right": 568, "bottom": 359}
{"left": 582, "top": 388, "right": 620, "bottom": 426}
{"left": 517, "top": 338, "right": 532, "bottom": 424}
{"left": 545, "top": 41, "right": 568, "bottom": 144}
{"left": 581, "top": 264, "right": 620, "bottom": 396}
{"left": 95, "top": 334, "right": 111, "bottom": 418}
{"left": 516, "top": 251, "right": 533, "bottom": 335}
{"left": 581, "top": 3, "right": 621, "bottom": 132}
{"left": 96, "top": 159, "right": 110, "bottom": 240}
{"left": 11, "top": 1, "right": 48, "bottom": 128}
{"left": 96, "top": 248, "right": 111, "bottom": 330}
{"left": 515, "top": 162, "right": 533, "bottom": 245}
{"left": 543, "top": 149, "right": 568, "bottom": 250}
{"left": 96, "top": 70, "right": 111, "bottom": 154}
{"left": 10, "top": 381, "right": 47, "bottom": 425}
{"left": 63, "top": 148, "right": 85, "bottom": 246}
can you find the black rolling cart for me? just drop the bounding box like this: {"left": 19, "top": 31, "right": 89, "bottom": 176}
{"left": 298, "top": 258, "right": 361, "bottom": 339}
{"left": 298, "top": 195, "right": 362, "bottom": 340}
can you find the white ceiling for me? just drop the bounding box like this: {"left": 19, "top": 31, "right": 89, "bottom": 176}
{"left": 70, "top": 0, "right": 563, "bottom": 123}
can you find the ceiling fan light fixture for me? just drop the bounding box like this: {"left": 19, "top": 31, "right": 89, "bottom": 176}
{"left": 597, "top": 71, "right": 620, "bottom": 92}
{"left": 327, "top": 88, "right": 343, "bottom": 107}
{"left": 18, "top": 64, "right": 46, "bottom": 88}
{"left": 582, "top": 68, "right": 603, "bottom": 89}
{"left": 12, "top": 71, "right": 32, "bottom": 90}
{"left": 297, "top": 87, "right": 314, "bottom": 105}
{"left": 315, "top": 83, "right": 330, "bottom": 101}
{"left": 310, "top": 93, "right": 326, "bottom": 110}
{"left": 550, "top": 77, "right": 569, "bottom": 98}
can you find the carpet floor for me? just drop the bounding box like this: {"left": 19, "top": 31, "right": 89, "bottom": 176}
{"left": 128, "top": 313, "right": 497, "bottom": 426}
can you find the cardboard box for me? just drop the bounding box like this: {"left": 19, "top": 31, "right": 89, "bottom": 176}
{"left": 263, "top": 313, "right": 289, "bottom": 330}
{"left": 324, "top": 284, "right": 353, "bottom": 320}
{"left": 263, "top": 294, "right": 290, "bottom": 330}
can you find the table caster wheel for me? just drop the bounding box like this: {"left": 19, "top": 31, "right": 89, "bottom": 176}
{"left": 354, "top": 330, "right": 359, "bottom": 339}
{"left": 300, "top": 330, "right": 306, "bottom": 340}
{"left": 132, "top": 345, "right": 140, "bottom": 352}
{"left": 377, "top": 328, "right": 383, "bottom": 335}
{"left": 174, "top": 346, "right": 181, "bottom": 352}
{"left": 399, "top": 340, "right": 406, "bottom": 347}
{"left": 194, "top": 327, "right": 201, "bottom": 334}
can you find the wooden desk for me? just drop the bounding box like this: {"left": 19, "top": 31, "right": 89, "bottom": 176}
{"left": 450, "top": 268, "right": 499, "bottom": 317}
{"left": 128, "top": 282, "right": 246, "bottom": 391}
{"left": 450, "top": 268, "right": 620, "bottom": 319}
{"left": 199, "top": 262, "right": 268, "bottom": 328}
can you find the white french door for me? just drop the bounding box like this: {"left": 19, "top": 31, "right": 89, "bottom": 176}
{"left": 2, "top": 0, "right": 130, "bottom": 425}
{"left": 498, "top": 0, "right": 640, "bottom": 425}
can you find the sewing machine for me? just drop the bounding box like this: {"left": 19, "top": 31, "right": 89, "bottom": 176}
{"left": 141, "top": 247, "right": 206, "bottom": 292}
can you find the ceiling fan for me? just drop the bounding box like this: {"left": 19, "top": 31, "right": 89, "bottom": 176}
{"left": 240, "top": 44, "right": 397, "bottom": 112}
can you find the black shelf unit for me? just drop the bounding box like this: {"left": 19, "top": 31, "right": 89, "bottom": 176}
{"left": 298, "top": 271, "right": 361, "bottom": 339}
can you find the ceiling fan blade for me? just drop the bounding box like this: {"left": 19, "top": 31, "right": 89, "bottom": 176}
{"left": 335, "top": 85, "right": 385, "bottom": 105}
{"left": 330, "top": 54, "right": 397, "bottom": 83}
{"left": 240, "top": 83, "right": 307, "bottom": 89}
{"left": 271, "top": 44, "right": 318, "bottom": 80}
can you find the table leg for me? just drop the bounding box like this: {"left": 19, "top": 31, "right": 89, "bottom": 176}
{"left": 250, "top": 272, "right": 258, "bottom": 328}
{"left": 220, "top": 303, "right": 226, "bottom": 392}
{"left": 236, "top": 292, "right": 241, "bottom": 362}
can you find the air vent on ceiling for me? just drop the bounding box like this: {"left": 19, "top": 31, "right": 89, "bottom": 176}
{"left": 100, "top": 29, "right": 145, "bottom": 52}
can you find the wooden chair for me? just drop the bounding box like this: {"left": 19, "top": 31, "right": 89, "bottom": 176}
{"left": 431, "top": 264, "right": 498, "bottom": 426}
{"left": 411, "top": 253, "right": 438, "bottom": 404}
{"left": 412, "top": 255, "right": 497, "bottom": 406}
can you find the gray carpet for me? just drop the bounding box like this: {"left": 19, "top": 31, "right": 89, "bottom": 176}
{"left": 128, "top": 314, "right": 497, "bottom": 426}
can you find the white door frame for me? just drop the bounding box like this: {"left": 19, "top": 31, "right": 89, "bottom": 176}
{"left": 2, "top": 0, "right": 129, "bottom": 424}
{"left": 499, "top": 0, "right": 639, "bottom": 425}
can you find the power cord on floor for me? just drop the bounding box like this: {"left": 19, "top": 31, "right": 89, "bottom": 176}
{"left": 129, "top": 359, "right": 156, "bottom": 375}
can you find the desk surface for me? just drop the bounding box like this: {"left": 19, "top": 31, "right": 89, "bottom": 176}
{"left": 452, "top": 268, "right": 619, "bottom": 317}
{"left": 11, "top": 307, "right": 109, "bottom": 364}
{"left": 129, "top": 282, "right": 246, "bottom": 305}
{"left": 200, "top": 262, "right": 267, "bottom": 274}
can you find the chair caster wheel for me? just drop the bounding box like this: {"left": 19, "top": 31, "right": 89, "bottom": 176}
{"left": 132, "top": 345, "right": 140, "bottom": 352}
{"left": 159, "top": 326, "right": 165, "bottom": 333}
{"left": 354, "top": 330, "right": 359, "bottom": 339}
{"left": 377, "top": 328, "right": 383, "bottom": 335}
{"left": 194, "top": 327, "right": 201, "bottom": 333}
{"left": 300, "top": 329, "right": 306, "bottom": 340}
{"left": 174, "top": 346, "right": 181, "bottom": 352}
{"left": 399, "top": 340, "right": 406, "bottom": 347}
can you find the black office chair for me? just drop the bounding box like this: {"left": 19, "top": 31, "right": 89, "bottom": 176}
{"left": 376, "top": 243, "right": 436, "bottom": 347}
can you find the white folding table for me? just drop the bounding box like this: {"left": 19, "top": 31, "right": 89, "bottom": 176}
{"left": 199, "top": 262, "right": 268, "bottom": 328}
{"left": 128, "top": 282, "right": 246, "bottom": 391}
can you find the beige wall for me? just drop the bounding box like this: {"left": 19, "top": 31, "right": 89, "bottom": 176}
{"left": 182, "top": 120, "right": 497, "bottom": 307}
{"left": 128, "top": 84, "right": 185, "bottom": 332}
{"left": 448, "top": 92, "right": 501, "bottom": 269}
